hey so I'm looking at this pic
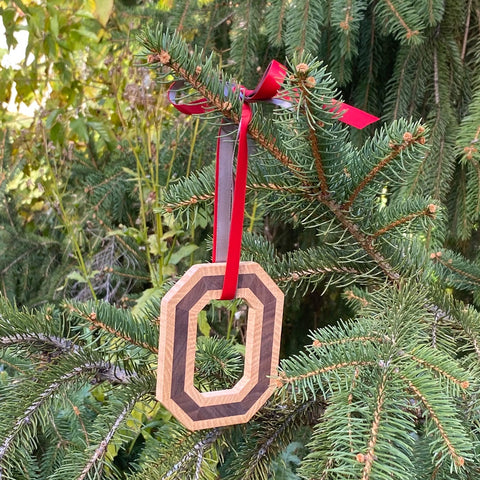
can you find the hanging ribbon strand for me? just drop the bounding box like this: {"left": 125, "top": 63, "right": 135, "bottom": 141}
{"left": 167, "top": 60, "right": 379, "bottom": 300}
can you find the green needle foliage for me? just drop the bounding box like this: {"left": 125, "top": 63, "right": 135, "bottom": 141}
{"left": 2, "top": 1, "right": 480, "bottom": 479}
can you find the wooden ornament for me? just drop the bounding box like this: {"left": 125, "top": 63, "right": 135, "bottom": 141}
{"left": 156, "top": 261, "right": 284, "bottom": 431}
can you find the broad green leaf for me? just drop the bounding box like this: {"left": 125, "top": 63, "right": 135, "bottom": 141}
{"left": 66, "top": 271, "right": 88, "bottom": 283}
{"left": 197, "top": 310, "right": 211, "bottom": 337}
{"left": 94, "top": 0, "right": 114, "bottom": 27}
{"left": 168, "top": 244, "right": 198, "bottom": 265}
{"left": 148, "top": 233, "right": 167, "bottom": 255}
{"left": 70, "top": 117, "right": 89, "bottom": 142}
{"left": 45, "top": 109, "right": 62, "bottom": 129}
{"left": 132, "top": 287, "right": 163, "bottom": 317}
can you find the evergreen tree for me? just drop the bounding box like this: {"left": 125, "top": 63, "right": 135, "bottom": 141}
{"left": 1, "top": 1, "right": 480, "bottom": 479}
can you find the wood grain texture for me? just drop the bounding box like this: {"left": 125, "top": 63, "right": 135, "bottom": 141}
{"left": 156, "top": 261, "right": 284, "bottom": 430}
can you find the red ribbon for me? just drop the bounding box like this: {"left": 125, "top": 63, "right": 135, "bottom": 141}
{"left": 168, "top": 61, "right": 379, "bottom": 299}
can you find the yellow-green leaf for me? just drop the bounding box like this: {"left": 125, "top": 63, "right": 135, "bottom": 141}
{"left": 197, "top": 310, "right": 211, "bottom": 337}
{"left": 94, "top": 0, "right": 114, "bottom": 27}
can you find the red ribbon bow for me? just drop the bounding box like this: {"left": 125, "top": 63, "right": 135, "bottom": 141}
{"left": 168, "top": 60, "right": 379, "bottom": 299}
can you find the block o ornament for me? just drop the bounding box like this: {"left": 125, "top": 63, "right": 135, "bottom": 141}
{"left": 156, "top": 261, "right": 284, "bottom": 430}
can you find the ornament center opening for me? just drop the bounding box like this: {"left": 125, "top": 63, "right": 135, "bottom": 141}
{"left": 195, "top": 298, "right": 249, "bottom": 392}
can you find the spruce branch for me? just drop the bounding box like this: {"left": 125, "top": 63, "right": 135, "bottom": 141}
{"left": 309, "top": 335, "right": 387, "bottom": 349}
{"left": 89, "top": 315, "right": 158, "bottom": 354}
{"left": 344, "top": 289, "right": 370, "bottom": 307}
{"left": 70, "top": 306, "right": 158, "bottom": 354}
{"left": 0, "top": 357, "right": 26, "bottom": 374}
{"left": 464, "top": 338, "right": 480, "bottom": 365}
{"left": 277, "top": 360, "right": 375, "bottom": 387}
{"left": 175, "top": 0, "right": 191, "bottom": 32}
{"left": 0, "top": 333, "right": 81, "bottom": 354}
{"left": 145, "top": 47, "right": 300, "bottom": 176}
{"left": 359, "top": 370, "right": 388, "bottom": 480}
{"left": 163, "top": 183, "right": 304, "bottom": 213}
{"left": 342, "top": 127, "right": 427, "bottom": 210}
{"left": 297, "top": 0, "right": 310, "bottom": 55}
{"left": 65, "top": 301, "right": 159, "bottom": 356}
{"left": 347, "top": 366, "right": 360, "bottom": 455}
{"left": 164, "top": 192, "right": 215, "bottom": 212}
{"left": 430, "top": 251, "right": 480, "bottom": 289}
{"left": 265, "top": 0, "right": 288, "bottom": 47}
{"left": 76, "top": 396, "right": 138, "bottom": 480}
{"left": 407, "top": 353, "right": 469, "bottom": 388}
{"left": 401, "top": 375, "right": 466, "bottom": 468}
{"left": 274, "top": 264, "right": 361, "bottom": 284}
{"left": 161, "top": 428, "right": 223, "bottom": 480}
{"left": 309, "top": 128, "right": 329, "bottom": 194}
{"left": 240, "top": 398, "right": 324, "bottom": 479}
{"left": 453, "top": 303, "right": 480, "bottom": 362}
{"left": 461, "top": 0, "right": 473, "bottom": 60}
{"left": 142, "top": 30, "right": 431, "bottom": 286}
{"left": 380, "top": 0, "right": 421, "bottom": 42}
{"left": 321, "top": 196, "right": 402, "bottom": 283}
{"left": 0, "top": 361, "right": 122, "bottom": 476}
{"left": 371, "top": 204, "right": 437, "bottom": 238}
{"left": 294, "top": 68, "right": 329, "bottom": 193}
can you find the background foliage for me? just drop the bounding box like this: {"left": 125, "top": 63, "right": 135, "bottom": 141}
{"left": 1, "top": 0, "right": 480, "bottom": 479}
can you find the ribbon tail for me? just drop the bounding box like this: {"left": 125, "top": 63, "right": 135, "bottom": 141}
{"left": 220, "top": 103, "right": 252, "bottom": 300}
{"left": 329, "top": 100, "right": 379, "bottom": 129}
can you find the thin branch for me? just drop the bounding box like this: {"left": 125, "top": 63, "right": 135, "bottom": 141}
{"left": 77, "top": 397, "right": 139, "bottom": 480}
{"left": 392, "top": 48, "right": 415, "bottom": 119}
{"left": 297, "top": 74, "right": 330, "bottom": 193}
{"left": 0, "top": 333, "right": 81, "bottom": 354}
{"left": 0, "top": 357, "right": 26, "bottom": 374}
{"left": 0, "top": 251, "right": 30, "bottom": 275}
{"left": 275, "top": 265, "right": 360, "bottom": 283}
{"left": 462, "top": 0, "right": 473, "bottom": 61}
{"left": 319, "top": 457, "right": 335, "bottom": 480}
{"left": 297, "top": 0, "right": 311, "bottom": 55}
{"left": 458, "top": 319, "right": 480, "bottom": 361}
{"left": 90, "top": 316, "right": 158, "bottom": 354}
{"left": 360, "top": 370, "right": 389, "bottom": 480}
{"left": 273, "top": 0, "right": 288, "bottom": 45}
{"left": 432, "top": 254, "right": 480, "bottom": 287}
{"left": 244, "top": 399, "right": 323, "bottom": 477}
{"left": 277, "top": 360, "right": 375, "bottom": 385}
{"left": 322, "top": 197, "right": 401, "bottom": 283}
{"left": 164, "top": 183, "right": 310, "bottom": 212}
{"left": 402, "top": 375, "right": 465, "bottom": 467}
{"left": 407, "top": 354, "right": 469, "bottom": 388}
{"left": 68, "top": 305, "right": 158, "bottom": 354}
{"left": 164, "top": 192, "right": 215, "bottom": 211}
{"left": 371, "top": 205, "right": 436, "bottom": 239}
{"left": 347, "top": 367, "right": 360, "bottom": 454}
{"left": 382, "top": 0, "right": 420, "bottom": 40}
{"left": 311, "top": 336, "right": 387, "bottom": 349}
{"left": 309, "top": 128, "right": 329, "bottom": 194}
{"left": 344, "top": 289, "right": 369, "bottom": 306}
{"left": 161, "top": 429, "right": 223, "bottom": 479}
{"left": 433, "top": 46, "right": 440, "bottom": 106}
{"left": 342, "top": 132, "right": 424, "bottom": 211}
{"left": 66, "top": 397, "right": 90, "bottom": 446}
{"left": 176, "top": 0, "right": 191, "bottom": 32}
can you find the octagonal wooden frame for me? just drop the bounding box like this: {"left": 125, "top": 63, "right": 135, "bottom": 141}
{"left": 156, "top": 261, "right": 284, "bottom": 431}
